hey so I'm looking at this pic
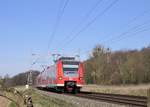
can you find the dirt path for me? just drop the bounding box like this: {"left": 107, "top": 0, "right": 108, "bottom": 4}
{"left": 0, "top": 96, "right": 10, "bottom": 107}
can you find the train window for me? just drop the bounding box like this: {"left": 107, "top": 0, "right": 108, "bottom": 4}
{"left": 63, "top": 68, "right": 78, "bottom": 71}
{"left": 62, "top": 61, "right": 79, "bottom": 65}
{"left": 62, "top": 61, "right": 79, "bottom": 77}
{"left": 63, "top": 69, "right": 78, "bottom": 77}
{"left": 59, "top": 57, "right": 75, "bottom": 61}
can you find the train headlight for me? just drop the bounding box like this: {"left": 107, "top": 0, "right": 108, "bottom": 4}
{"left": 79, "top": 77, "right": 83, "bottom": 80}
{"left": 58, "top": 76, "right": 62, "bottom": 80}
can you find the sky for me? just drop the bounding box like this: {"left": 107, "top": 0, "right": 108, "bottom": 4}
{"left": 0, "top": 0, "right": 150, "bottom": 76}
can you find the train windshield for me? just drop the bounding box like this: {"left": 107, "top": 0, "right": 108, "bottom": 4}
{"left": 62, "top": 61, "right": 79, "bottom": 77}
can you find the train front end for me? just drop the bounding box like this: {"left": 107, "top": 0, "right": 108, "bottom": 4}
{"left": 57, "top": 57, "right": 84, "bottom": 93}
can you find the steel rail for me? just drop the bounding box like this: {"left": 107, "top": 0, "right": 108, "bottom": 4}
{"left": 72, "top": 91, "right": 148, "bottom": 107}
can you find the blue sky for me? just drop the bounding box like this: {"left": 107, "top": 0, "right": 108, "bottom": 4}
{"left": 0, "top": 0, "right": 150, "bottom": 76}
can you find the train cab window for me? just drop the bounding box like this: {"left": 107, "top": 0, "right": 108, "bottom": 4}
{"left": 62, "top": 61, "right": 79, "bottom": 77}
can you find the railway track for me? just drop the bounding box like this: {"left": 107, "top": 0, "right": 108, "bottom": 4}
{"left": 37, "top": 88, "right": 148, "bottom": 107}
{"left": 69, "top": 91, "right": 148, "bottom": 107}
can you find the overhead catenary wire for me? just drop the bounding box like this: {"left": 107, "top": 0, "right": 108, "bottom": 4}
{"left": 60, "top": 0, "right": 119, "bottom": 50}
{"left": 112, "top": 22, "right": 150, "bottom": 45}
{"left": 102, "top": 20, "right": 150, "bottom": 44}
{"left": 70, "top": 4, "right": 150, "bottom": 60}
{"left": 48, "top": 0, "right": 64, "bottom": 49}
{"left": 126, "top": 9, "right": 150, "bottom": 26}
{"left": 80, "top": 20, "right": 150, "bottom": 57}
{"left": 55, "top": 0, "right": 103, "bottom": 49}
{"left": 108, "top": 26, "right": 150, "bottom": 45}
{"left": 33, "top": 1, "right": 69, "bottom": 66}
{"left": 96, "top": 9, "right": 150, "bottom": 45}
{"left": 47, "top": 0, "right": 70, "bottom": 51}
{"left": 47, "top": 0, "right": 149, "bottom": 61}
{"left": 72, "top": 9, "right": 150, "bottom": 56}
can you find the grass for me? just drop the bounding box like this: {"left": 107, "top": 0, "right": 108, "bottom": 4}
{"left": 14, "top": 87, "right": 74, "bottom": 107}
{"left": 82, "top": 84, "right": 150, "bottom": 106}
{"left": 3, "top": 86, "right": 74, "bottom": 107}
{"left": 8, "top": 102, "right": 17, "bottom": 107}
{"left": 82, "top": 84, "right": 150, "bottom": 97}
{"left": 31, "top": 91, "right": 73, "bottom": 107}
{"left": 14, "top": 85, "right": 150, "bottom": 106}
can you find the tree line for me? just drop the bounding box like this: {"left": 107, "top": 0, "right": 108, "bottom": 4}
{"left": 1, "top": 70, "right": 40, "bottom": 87}
{"left": 1, "top": 45, "right": 150, "bottom": 87}
{"left": 84, "top": 45, "right": 150, "bottom": 85}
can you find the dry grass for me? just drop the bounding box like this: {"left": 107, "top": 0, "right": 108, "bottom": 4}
{"left": 27, "top": 89, "right": 75, "bottom": 107}
{"left": 14, "top": 86, "right": 27, "bottom": 92}
{"left": 15, "top": 85, "right": 149, "bottom": 106}
{"left": 15, "top": 87, "right": 74, "bottom": 107}
{"left": 81, "top": 84, "right": 150, "bottom": 97}
{"left": 32, "top": 91, "right": 74, "bottom": 107}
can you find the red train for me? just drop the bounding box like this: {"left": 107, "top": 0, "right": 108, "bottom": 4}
{"left": 36, "top": 57, "right": 84, "bottom": 93}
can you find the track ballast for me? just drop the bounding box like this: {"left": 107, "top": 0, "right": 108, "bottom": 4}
{"left": 68, "top": 91, "right": 148, "bottom": 107}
